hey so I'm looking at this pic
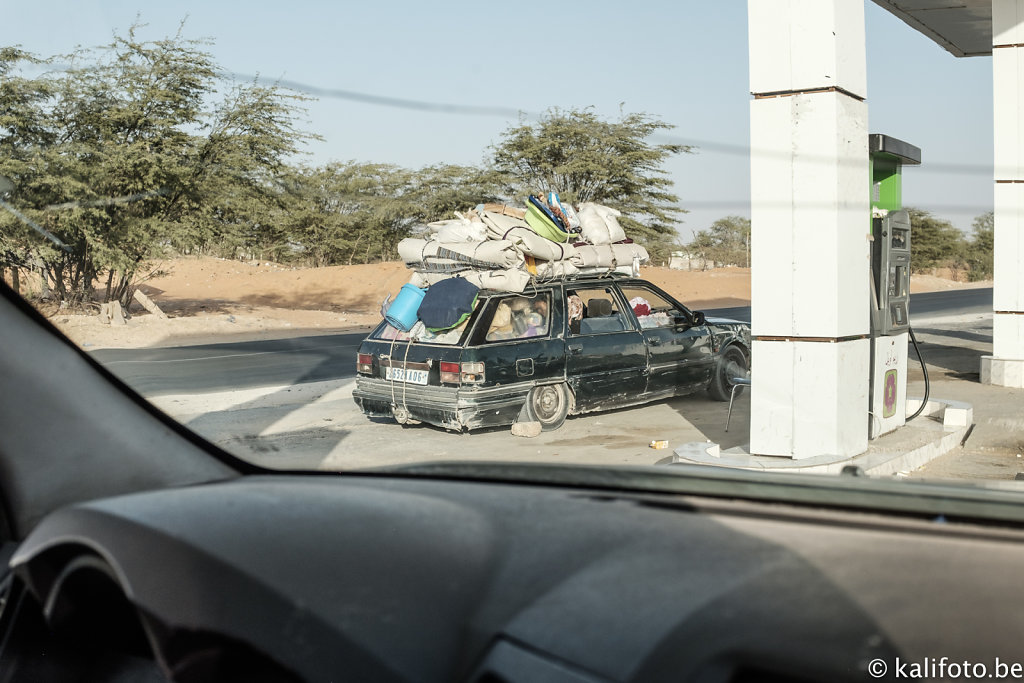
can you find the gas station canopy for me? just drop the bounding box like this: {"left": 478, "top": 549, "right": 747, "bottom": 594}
{"left": 872, "top": 0, "right": 993, "bottom": 57}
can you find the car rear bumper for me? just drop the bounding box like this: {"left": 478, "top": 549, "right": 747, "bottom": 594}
{"left": 352, "top": 377, "right": 533, "bottom": 431}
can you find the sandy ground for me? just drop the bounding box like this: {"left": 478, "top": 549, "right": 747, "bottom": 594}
{"left": 36, "top": 256, "right": 989, "bottom": 350}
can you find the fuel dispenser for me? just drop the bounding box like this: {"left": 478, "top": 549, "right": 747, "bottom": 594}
{"left": 869, "top": 134, "right": 921, "bottom": 439}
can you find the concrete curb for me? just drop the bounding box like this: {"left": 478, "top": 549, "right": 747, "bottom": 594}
{"left": 671, "top": 397, "right": 972, "bottom": 476}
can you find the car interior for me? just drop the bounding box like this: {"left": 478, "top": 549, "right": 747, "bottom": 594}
{"left": 3, "top": 279, "right": 1024, "bottom": 682}
{"left": 578, "top": 294, "right": 626, "bottom": 334}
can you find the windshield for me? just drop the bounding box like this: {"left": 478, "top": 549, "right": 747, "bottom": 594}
{"left": 1, "top": 3, "right": 1020, "bottom": 485}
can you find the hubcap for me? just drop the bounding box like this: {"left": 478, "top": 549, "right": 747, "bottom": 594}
{"left": 534, "top": 386, "right": 561, "bottom": 421}
{"left": 723, "top": 351, "right": 747, "bottom": 386}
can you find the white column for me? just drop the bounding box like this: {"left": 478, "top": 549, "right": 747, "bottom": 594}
{"left": 748, "top": 0, "right": 871, "bottom": 458}
{"left": 983, "top": 0, "right": 1024, "bottom": 388}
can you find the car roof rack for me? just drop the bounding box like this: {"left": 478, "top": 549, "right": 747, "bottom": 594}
{"left": 474, "top": 270, "right": 637, "bottom": 296}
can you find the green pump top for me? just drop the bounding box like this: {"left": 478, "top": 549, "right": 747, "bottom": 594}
{"left": 869, "top": 134, "right": 921, "bottom": 213}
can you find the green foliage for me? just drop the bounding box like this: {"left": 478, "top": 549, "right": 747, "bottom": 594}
{"left": 491, "top": 107, "right": 691, "bottom": 253}
{"left": 905, "top": 207, "right": 966, "bottom": 273}
{"left": 276, "top": 162, "right": 509, "bottom": 268}
{"left": 281, "top": 162, "right": 421, "bottom": 267}
{"left": 0, "top": 48, "right": 57, "bottom": 277}
{"left": 0, "top": 25, "right": 316, "bottom": 307}
{"left": 1, "top": 37, "right": 702, "bottom": 300}
{"left": 412, "top": 164, "right": 505, "bottom": 221}
{"left": 964, "top": 211, "right": 994, "bottom": 282}
{"left": 686, "top": 215, "right": 751, "bottom": 268}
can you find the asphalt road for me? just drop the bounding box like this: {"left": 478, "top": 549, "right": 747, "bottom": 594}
{"left": 94, "top": 288, "right": 993, "bottom": 397}
{"left": 706, "top": 287, "right": 993, "bottom": 322}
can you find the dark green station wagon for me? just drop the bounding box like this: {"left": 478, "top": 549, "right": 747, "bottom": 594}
{"left": 352, "top": 275, "right": 751, "bottom": 432}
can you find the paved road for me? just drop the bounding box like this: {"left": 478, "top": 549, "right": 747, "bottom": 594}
{"left": 94, "top": 288, "right": 993, "bottom": 397}
{"left": 703, "top": 287, "right": 992, "bottom": 324}
{"left": 94, "top": 335, "right": 363, "bottom": 396}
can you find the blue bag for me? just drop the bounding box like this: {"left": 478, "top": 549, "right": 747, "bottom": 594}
{"left": 417, "top": 277, "right": 480, "bottom": 331}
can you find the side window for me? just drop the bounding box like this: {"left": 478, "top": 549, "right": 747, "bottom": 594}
{"left": 484, "top": 294, "right": 550, "bottom": 342}
{"left": 619, "top": 286, "right": 684, "bottom": 329}
{"left": 569, "top": 288, "right": 627, "bottom": 335}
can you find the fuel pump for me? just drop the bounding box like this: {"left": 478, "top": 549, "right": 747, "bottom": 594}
{"left": 868, "top": 134, "right": 921, "bottom": 439}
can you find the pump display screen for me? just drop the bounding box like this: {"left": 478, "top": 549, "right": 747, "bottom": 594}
{"left": 891, "top": 228, "right": 908, "bottom": 250}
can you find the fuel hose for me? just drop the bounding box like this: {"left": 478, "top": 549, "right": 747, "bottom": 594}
{"left": 906, "top": 326, "right": 930, "bottom": 422}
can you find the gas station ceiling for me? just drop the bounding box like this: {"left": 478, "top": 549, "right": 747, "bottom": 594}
{"left": 871, "top": 0, "right": 993, "bottom": 57}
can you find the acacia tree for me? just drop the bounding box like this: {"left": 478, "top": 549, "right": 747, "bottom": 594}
{"left": 412, "top": 163, "right": 505, "bottom": 220}
{"left": 173, "top": 80, "right": 319, "bottom": 265}
{"left": 0, "top": 26, "right": 316, "bottom": 307}
{"left": 490, "top": 108, "right": 691, "bottom": 259}
{"left": 282, "top": 162, "right": 422, "bottom": 267}
{"left": 965, "top": 211, "right": 994, "bottom": 282}
{"left": 687, "top": 215, "right": 751, "bottom": 268}
{"left": 0, "top": 48, "right": 57, "bottom": 294}
{"left": 905, "top": 207, "right": 966, "bottom": 273}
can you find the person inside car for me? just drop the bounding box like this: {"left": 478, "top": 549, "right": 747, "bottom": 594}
{"left": 567, "top": 293, "right": 584, "bottom": 335}
{"left": 486, "top": 302, "right": 516, "bottom": 341}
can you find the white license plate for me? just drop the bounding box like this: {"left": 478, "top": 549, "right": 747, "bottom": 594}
{"left": 385, "top": 367, "right": 429, "bottom": 385}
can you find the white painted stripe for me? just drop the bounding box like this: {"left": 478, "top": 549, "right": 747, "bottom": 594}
{"left": 150, "top": 379, "right": 355, "bottom": 418}
{"left": 259, "top": 381, "right": 357, "bottom": 437}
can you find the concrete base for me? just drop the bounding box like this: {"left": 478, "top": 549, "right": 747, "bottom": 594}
{"left": 749, "top": 338, "right": 870, "bottom": 459}
{"left": 672, "top": 397, "right": 972, "bottom": 476}
{"left": 981, "top": 356, "right": 1024, "bottom": 388}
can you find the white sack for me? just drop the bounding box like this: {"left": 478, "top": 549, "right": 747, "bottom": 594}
{"left": 534, "top": 261, "right": 579, "bottom": 278}
{"left": 570, "top": 243, "right": 649, "bottom": 268}
{"left": 409, "top": 268, "right": 531, "bottom": 293}
{"left": 533, "top": 261, "right": 637, "bottom": 280}
{"left": 398, "top": 238, "right": 524, "bottom": 269}
{"left": 427, "top": 217, "right": 487, "bottom": 242}
{"left": 477, "top": 209, "right": 527, "bottom": 237}
{"left": 577, "top": 202, "right": 627, "bottom": 245}
{"left": 480, "top": 211, "right": 576, "bottom": 261}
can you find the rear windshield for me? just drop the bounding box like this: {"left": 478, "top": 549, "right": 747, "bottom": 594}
{"left": 372, "top": 291, "right": 554, "bottom": 346}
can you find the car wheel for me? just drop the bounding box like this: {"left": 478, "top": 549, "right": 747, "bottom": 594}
{"left": 524, "top": 383, "right": 570, "bottom": 431}
{"left": 708, "top": 345, "right": 748, "bottom": 402}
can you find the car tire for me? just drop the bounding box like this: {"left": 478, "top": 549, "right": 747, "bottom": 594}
{"left": 524, "top": 383, "right": 570, "bottom": 431}
{"left": 708, "top": 345, "right": 748, "bottom": 402}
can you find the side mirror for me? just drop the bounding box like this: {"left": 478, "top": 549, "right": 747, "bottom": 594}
{"left": 691, "top": 311, "right": 706, "bottom": 326}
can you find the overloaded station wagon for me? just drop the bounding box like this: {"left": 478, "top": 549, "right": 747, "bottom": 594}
{"left": 353, "top": 275, "right": 751, "bottom": 432}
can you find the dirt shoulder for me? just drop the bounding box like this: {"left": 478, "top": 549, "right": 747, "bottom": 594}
{"left": 40, "top": 257, "right": 989, "bottom": 350}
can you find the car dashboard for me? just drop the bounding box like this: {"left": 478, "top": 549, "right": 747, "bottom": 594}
{"left": 4, "top": 467, "right": 1024, "bottom": 683}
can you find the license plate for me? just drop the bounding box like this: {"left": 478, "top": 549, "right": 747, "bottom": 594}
{"left": 385, "top": 367, "right": 429, "bottom": 385}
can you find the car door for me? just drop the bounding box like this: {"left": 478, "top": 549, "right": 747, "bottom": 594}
{"left": 464, "top": 290, "right": 564, "bottom": 387}
{"left": 618, "top": 283, "right": 715, "bottom": 397}
{"left": 564, "top": 285, "right": 648, "bottom": 411}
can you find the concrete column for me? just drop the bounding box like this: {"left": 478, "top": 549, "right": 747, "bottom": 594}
{"left": 748, "top": 0, "right": 871, "bottom": 458}
{"left": 983, "top": 0, "right": 1024, "bottom": 388}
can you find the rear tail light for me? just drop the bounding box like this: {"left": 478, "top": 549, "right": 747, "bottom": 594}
{"left": 439, "top": 361, "right": 485, "bottom": 385}
{"left": 356, "top": 353, "right": 373, "bottom": 374}
{"left": 460, "top": 362, "right": 485, "bottom": 384}
{"left": 439, "top": 361, "right": 461, "bottom": 384}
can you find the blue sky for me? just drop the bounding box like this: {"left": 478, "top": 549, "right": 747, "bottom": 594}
{"left": 2, "top": 1, "right": 994, "bottom": 239}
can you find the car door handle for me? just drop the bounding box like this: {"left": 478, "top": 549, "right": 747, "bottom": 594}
{"left": 568, "top": 343, "right": 583, "bottom": 354}
{"left": 648, "top": 338, "right": 661, "bottom": 346}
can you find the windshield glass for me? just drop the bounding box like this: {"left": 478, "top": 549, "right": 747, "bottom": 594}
{"left": 1, "top": 2, "right": 1019, "bottom": 484}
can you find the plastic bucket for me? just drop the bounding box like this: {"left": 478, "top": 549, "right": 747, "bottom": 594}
{"left": 525, "top": 203, "right": 568, "bottom": 243}
{"left": 385, "top": 283, "right": 426, "bottom": 331}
